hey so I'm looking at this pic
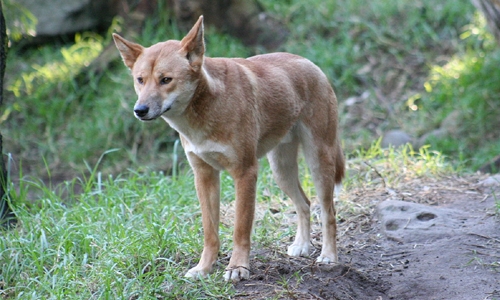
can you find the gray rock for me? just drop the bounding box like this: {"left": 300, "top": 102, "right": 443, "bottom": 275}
{"left": 416, "top": 128, "right": 447, "bottom": 148}
{"left": 381, "top": 130, "right": 412, "bottom": 148}
{"left": 416, "top": 110, "right": 462, "bottom": 148}
{"left": 16, "top": 0, "right": 117, "bottom": 37}
{"left": 478, "top": 174, "right": 500, "bottom": 186}
{"left": 440, "top": 110, "right": 462, "bottom": 135}
{"left": 376, "top": 200, "right": 463, "bottom": 243}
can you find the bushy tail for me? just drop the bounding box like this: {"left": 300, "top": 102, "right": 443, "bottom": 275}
{"left": 334, "top": 140, "right": 345, "bottom": 199}
{"left": 334, "top": 140, "right": 345, "bottom": 184}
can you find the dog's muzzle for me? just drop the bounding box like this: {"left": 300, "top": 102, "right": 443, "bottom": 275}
{"left": 134, "top": 104, "right": 149, "bottom": 118}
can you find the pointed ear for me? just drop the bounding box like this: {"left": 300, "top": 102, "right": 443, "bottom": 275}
{"left": 180, "top": 15, "right": 205, "bottom": 70}
{"left": 112, "top": 33, "right": 144, "bottom": 69}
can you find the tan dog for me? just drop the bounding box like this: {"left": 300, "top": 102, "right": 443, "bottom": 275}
{"left": 113, "top": 16, "right": 345, "bottom": 281}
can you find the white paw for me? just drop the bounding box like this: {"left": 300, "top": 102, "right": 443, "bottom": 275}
{"left": 223, "top": 266, "right": 250, "bottom": 282}
{"left": 184, "top": 267, "right": 209, "bottom": 279}
{"left": 287, "top": 243, "right": 310, "bottom": 257}
{"left": 316, "top": 254, "right": 338, "bottom": 264}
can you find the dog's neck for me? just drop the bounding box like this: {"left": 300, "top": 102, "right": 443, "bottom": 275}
{"left": 162, "top": 58, "right": 221, "bottom": 140}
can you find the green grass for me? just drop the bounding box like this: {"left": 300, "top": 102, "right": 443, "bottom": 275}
{"left": 1, "top": 169, "right": 235, "bottom": 299}
{"left": 262, "top": 0, "right": 500, "bottom": 166}
{"left": 1, "top": 142, "right": 453, "bottom": 299}
{"left": 493, "top": 191, "right": 500, "bottom": 216}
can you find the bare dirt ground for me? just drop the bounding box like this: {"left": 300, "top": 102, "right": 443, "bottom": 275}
{"left": 230, "top": 174, "right": 500, "bottom": 299}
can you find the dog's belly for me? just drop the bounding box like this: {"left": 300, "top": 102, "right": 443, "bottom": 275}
{"left": 256, "top": 127, "right": 296, "bottom": 158}
{"left": 197, "top": 151, "right": 229, "bottom": 170}
{"left": 256, "top": 136, "right": 286, "bottom": 158}
{"left": 185, "top": 135, "right": 289, "bottom": 170}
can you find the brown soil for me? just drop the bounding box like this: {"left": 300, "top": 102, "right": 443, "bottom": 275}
{"left": 228, "top": 174, "right": 500, "bottom": 299}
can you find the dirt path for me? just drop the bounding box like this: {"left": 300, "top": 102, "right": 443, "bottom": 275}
{"left": 232, "top": 174, "right": 500, "bottom": 299}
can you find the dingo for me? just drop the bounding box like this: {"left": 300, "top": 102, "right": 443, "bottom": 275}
{"left": 113, "top": 16, "right": 345, "bottom": 281}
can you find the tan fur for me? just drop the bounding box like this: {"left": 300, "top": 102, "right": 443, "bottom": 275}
{"left": 113, "top": 16, "right": 345, "bottom": 281}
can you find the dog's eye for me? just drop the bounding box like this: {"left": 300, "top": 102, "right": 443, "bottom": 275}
{"left": 137, "top": 77, "right": 144, "bottom": 85}
{"left": 160, "top": 77, "right": 172, "bottom": 85}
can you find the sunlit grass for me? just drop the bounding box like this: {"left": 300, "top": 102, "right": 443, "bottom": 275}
{"left": 261, "top": 0, "right": 475, "bottom": 98}
{"left": 3, "top": 0, "right": 37, "bottom": 42}
{"left": 344, "top": 141, "right": 453, "bottom": 192}
{"left": 411, "top": 12, "right": 500, "bottom": 169}
{"left": 261, "top": 0, "right": 493, "bottom": 160}
{"left": 8, "top": 33, "right": 103, "bottom": 98}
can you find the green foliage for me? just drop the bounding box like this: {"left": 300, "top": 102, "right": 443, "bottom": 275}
{"left": 3, "top": 0, "right": 497, "bottom": 177}
{"left": 415, "top": 12, "right": 500, "bottom": 169}
{"left": 260, "top": 0, "right": 500, "bottom": 166}
{"left": 272, "top": 0, "right": 499, "bottom": 170}
{"left": 261, "top": 0, "right": 475, "bottom": 98}
{"left": 2, "top": 0, "right": 37, "bottom": 42}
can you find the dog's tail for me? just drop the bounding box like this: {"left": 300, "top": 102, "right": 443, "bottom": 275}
{"left": 334, "top": 139, "right": 345, "bottom": 198}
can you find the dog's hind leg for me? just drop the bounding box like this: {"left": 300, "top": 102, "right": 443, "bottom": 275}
{"left": 299, "top": 123, "right": 340, "bottom": 264}
{"left": 267, "top": 133, "right": 312, "bottom": 257}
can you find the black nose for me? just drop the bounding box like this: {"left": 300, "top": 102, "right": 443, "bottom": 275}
{"left": 134, "top": 104, "right": 149, "bottom": 118}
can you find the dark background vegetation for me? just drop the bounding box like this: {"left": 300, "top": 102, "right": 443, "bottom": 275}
{"left": 1, "top": 0, "right": 500, "bottom": 181}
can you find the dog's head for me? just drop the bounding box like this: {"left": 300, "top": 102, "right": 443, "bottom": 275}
{"left": 112, "top": 16, "right": 205, "bottom": 121}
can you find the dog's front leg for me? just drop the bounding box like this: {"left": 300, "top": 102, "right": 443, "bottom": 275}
{"left": 185, "top": 153, "right": 221, "bottom": 278}
{"left": 224, "top": 162, "right": 258, "bottom": 281}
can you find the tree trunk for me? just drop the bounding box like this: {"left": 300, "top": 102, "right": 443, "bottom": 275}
{"left": 0, "top": 0, "right": 16, "bottom": 227}
{"left": 472, "top": 0, "right": 500, "bottom": 45}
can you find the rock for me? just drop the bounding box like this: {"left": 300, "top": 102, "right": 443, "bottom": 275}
{"left": 440, "top": 110, "right": 462, "bottom": 135}
{"left": 381, "top": 130, "right": 412, "bottom": 148}
{"left": 416, "top": 110, "right": 462, "bottom": 148}
{"left": 376, "top": 200, "right": 462, "bottom": 243}
{"left": 479, "top": 154, "right": 500, "bottom": 174}
{"left": 16, "top": 0, "right": 118, "bottom": 37}
{"left": 416, "top": 128, "right": 447, "bottom": 148}
{"left": 478, "top": 174, "right": 500, "bottom": 186}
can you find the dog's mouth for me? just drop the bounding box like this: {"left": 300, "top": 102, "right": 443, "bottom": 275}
{"left": 135, "top": 105, "right": 172, "bottom": 121}
{"left": 137, "top": 116, "right": 155, "bottom": 121}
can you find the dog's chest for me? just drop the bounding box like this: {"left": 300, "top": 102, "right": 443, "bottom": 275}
{"left": 164, "top": 117, "right": 235, "bottom": 170}
{"left": 183, "top": 138, "right": 235, "bottom": 170}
